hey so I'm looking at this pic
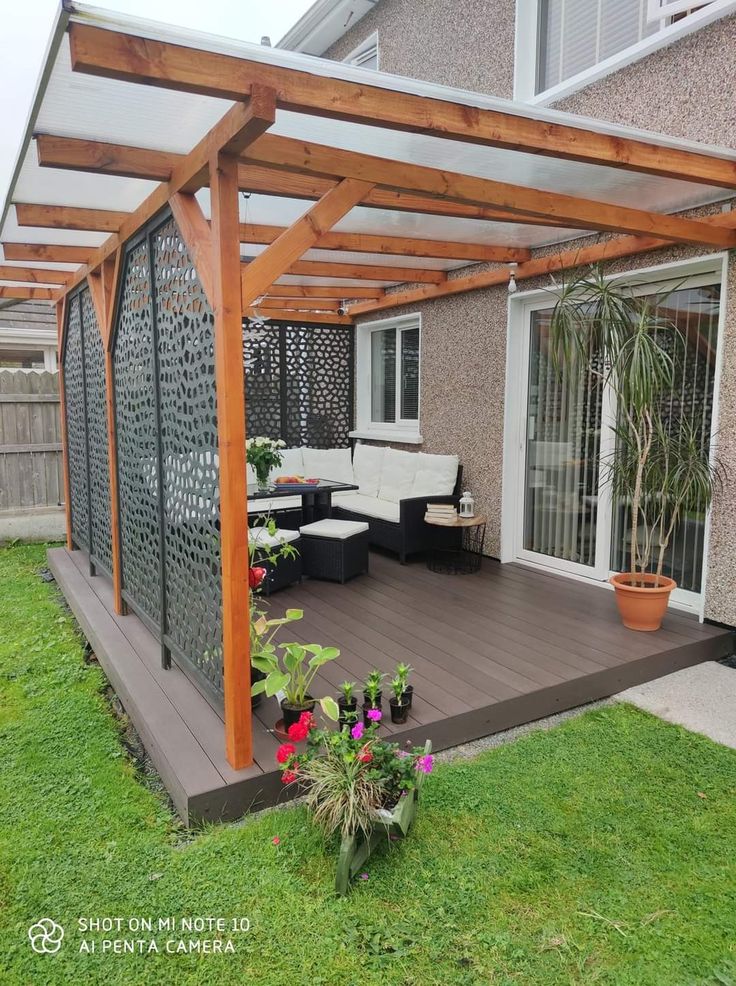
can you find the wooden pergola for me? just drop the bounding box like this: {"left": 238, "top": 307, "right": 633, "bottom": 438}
{"left": 3, "top": 5, "right": 735, "bottom": 772}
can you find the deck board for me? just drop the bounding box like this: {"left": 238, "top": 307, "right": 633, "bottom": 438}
{"left": 48, "top": 546, "right": 734, "bottom": 825}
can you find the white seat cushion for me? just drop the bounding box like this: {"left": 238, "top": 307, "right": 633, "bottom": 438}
{"left": 269, "top": 447, "right": 305, "bottom": 481}
{"left": 411, "top": 452, "right": 460, "bottom": 497}
{"left": 302, "top": 447, "right": 354, "bottom": 485}
{"left": 248, "top": 527, "right": 300, "bottom": 548}
{"left": 352, "top": 443, "right": 386, "bottom": 497}
{"left": 300, "top": 519, "right": 369, "bottom": 539}
{"left": 333, "top": 492, "right": 400, "bottom": 523}
{"left": 248, "top": 495, "right": 303, "bottom": 513}
{"left": 378, "top": 448, "right": 418, "bottom": 503}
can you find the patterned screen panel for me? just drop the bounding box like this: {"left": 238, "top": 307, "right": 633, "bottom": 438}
{"left": 113, "top": 238, "right": 162, "bottom": 626}
{"left": 63, "top": 295, "right": 89, "bottom": 550}
{"left": 243, "top": 321, "right": 353, "bottom": 447}
{"left": 152, "top": 216, "right": 223, "bottom": 694}
{"left": 80, "top": 288, "right": 113, "bottom": 576}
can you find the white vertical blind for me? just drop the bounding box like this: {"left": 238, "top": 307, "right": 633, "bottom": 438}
{"left": 370, "top": 328, "right": 396, "bottom": 422}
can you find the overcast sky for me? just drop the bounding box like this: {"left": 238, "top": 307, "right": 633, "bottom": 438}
{"left": 0, "top": 0, "right": 313, "bottom": 199}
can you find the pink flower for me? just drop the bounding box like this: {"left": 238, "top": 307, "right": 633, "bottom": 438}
{"left": 350, "top": 722, "right": 364, "bottom": 740}
{"left": 272, "top": 836, "right": 280, "bottom": 845}
{"left": 359, "top": 873, "right": 369, "bottom": 880}
{"left": 281, "top": 769, "right": 298, "bottom": 785}
{"left": 366, "top": 708, "right": 382, "bottom": 722}
{"left": 276, "top": 742, "right": 297, "bottom": 764}
{"left": 416, "top": 754, "right": 434, "bottom": 774}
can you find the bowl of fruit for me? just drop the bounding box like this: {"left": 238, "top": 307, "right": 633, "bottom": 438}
{"left": 273, "top": 475, "right": 320, "bottom": 489}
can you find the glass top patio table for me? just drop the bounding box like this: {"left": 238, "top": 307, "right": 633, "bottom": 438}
{"left": 247, "top": 479, "right": 359, "bottom": 523}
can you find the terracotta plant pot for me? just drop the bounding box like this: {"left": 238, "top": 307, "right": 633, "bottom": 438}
{"left": 610, "top": 573, "right": 677, "bottom": 632}
{"left": 280, "top": 696, "right": 316, "bottom": 732}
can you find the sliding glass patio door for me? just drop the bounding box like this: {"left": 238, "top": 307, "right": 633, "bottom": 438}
{"left": 513, "top": 273, "right": 721, "bottom": 603}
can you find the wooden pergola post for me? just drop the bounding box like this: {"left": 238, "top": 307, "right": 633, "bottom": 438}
{"left": 210, "top": 149, "right": 253, "bottom": 770}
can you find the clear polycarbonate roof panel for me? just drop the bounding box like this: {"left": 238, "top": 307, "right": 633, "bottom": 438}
{"left": 1, "top": 3, "right": 734, "bottom": 274}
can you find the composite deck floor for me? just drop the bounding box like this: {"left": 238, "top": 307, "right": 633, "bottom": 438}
{"left": 48, "top": 546, "right": 734, "bottom": 824}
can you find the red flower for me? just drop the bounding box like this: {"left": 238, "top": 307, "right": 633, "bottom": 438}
{"left": 249, "top": 566, "right": 266, "bottom": 590}
{"left": 299, "top": 711, "right": 316, "bottom": 731}
{"left": 276, "top": 743, "right": 297, "bottom": 764}
{"left": 281, "top": 769, "right": 298, "bottom": 785}
{"left": 358, "top": 750, "right": 373, "bottom": 764}
{"left": 287, "top": 721, "right": 309, "bottom": 742}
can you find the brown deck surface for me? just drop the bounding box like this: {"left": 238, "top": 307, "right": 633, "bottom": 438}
{"left": 48, "top": 546, "right": 733, "bottom": 824}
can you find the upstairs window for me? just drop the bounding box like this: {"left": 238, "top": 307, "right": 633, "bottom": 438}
{"left": 516, "top": 0, "right": 724, "bottom": 101}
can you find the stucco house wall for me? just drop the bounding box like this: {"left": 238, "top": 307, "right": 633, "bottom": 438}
{"left": 325, "top": 3, "right": 736, "bottom": 624}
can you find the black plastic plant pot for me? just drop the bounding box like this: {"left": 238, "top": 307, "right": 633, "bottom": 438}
{"left": 401, "top": 685, "right": 414, "bottom": 709}
{"left": 363, "top": 690, "right": 382, "bottom": 707}
{"left": 280, "top": 696, "right": 316, "bottom": 732}
{"left": 389, "top": 698, "right": 410, "bottom": 724}
{"left": 363, "top": 702, "right": 382, "bottom": 728}
{"left": 251, "top": 666, "right": 266, "bottom": 709}
{"left": 337, "top": 698, "right": 358, "bottom": 730}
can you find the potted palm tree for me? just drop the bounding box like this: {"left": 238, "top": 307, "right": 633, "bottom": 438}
{"left": 550, "top": 266, "right": 723, "bottom": 631}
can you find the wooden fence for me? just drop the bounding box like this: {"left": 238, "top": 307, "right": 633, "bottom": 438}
{"left": 0, "top": 370, "right": 64, "bottom": 512}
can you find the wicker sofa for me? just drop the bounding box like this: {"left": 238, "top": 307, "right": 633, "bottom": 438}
{"left": 249, "top": 444, "right": 462, "bottom": 563}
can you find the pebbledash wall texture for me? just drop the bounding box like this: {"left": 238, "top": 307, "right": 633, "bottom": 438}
{"left": 325, "top": 7, "right": 736, "bottom": 625}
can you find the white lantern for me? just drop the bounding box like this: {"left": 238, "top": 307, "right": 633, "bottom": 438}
{"left": 459, "top": 490, "right": 475, "bottom": 518}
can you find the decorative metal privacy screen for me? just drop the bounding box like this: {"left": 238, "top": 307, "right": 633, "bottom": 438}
{"left": 62, "top": 285, "right": 112, "bottom": 574}
{"left": 111, "top": 211, "right": 223, "bottom": 698}
{"left": 243, "top": 321, "right": 354, "bottom": 447}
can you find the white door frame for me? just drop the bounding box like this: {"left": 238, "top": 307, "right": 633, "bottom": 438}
{"left": 501, "top": 252, "right": 729, "bottom": 617}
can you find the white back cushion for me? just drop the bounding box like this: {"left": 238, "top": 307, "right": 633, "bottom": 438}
{"left": 302, "top": 447, "right": 354, "bottom": 484}
{"left": 378, "top": 448, "right": 419, "bottom": 503}
{"left": 411, "top": 452, "right": 459, "bottom": 497}
{"left": 352, "top": 443, "right": 386, "bottom": 497}
{"left": 270, "top": 447, "right": 304, "bottom": 479}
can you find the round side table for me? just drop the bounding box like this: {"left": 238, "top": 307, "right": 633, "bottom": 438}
{"left": 425, "top": 514, "right": 487, "bottom": 574}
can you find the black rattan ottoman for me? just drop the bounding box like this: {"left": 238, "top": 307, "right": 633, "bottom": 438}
{"left": 249, "top": 527, "right": 302, "bottom": 595}
{"left": 298, "top": 519, "right": 370, "bottom": 583}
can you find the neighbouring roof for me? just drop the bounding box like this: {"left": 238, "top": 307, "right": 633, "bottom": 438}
{"left": 0, "top": 2, "right": 735, "bottom": 306}
{"left": 277, "top": 0, "right": 378, "bottom": 56}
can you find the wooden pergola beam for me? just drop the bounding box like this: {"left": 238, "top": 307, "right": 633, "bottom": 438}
{"left": 266, "top": 285, "right": 383, "bottom": 299}
{"left": 244, "top": 307, "right": 352, "bottom": 325}
{"left": 244, "top": 135, "right": 736, "bottom": 249}
{"left": 0, "top": 285, "right": 56, "bottom": 300}
{"left": 15, "top": 203, "right": 127, "bottom": 232}
{"left": 3, "top": 242, "right": 94, "bottom": 264}
{"left": 169, "top": 193, "right": 215, "bottom": 305}
{"left": 240, "top": 222, "right": 530, "bottom": 263}
{"left": 348, "top": 209, "right": 736, "bottom": 317}
{"left": 0, "top": 265, "right": 69, "bottom": 285}
{"left": 256, "top": 297, "right": 343, "bottom": 311}
{"left": 69, "top": 22, "right": 736, "bottom": 189}
{"left": 242, "top": 178, "right": 374, "bottom": 307}
{"left": 246, "top": 258, "right": 447, "bottom": 284}
{"left": 34, "top": 133, "right": 571, "bottom": 228}
{"left": 51, "top": 88, "right": 277, "bottom": 299}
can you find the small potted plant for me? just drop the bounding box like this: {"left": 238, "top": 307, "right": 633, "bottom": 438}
{"left": 362, "top": 669, "right": 384, "bottom": 727}
{"left": 388, "top": 674, "right": 410, "bottom": 724}
{"left": 246, "top": 436, "right": 286, "bottom": 493}
{"left": 337, "top": 681, "right": 358, "bottom": 729}
{"left": 251, "top": 630, "right": 340, "bottom": 732}
{"left": 395, "top": 662, "right": 413, "bottom": 708}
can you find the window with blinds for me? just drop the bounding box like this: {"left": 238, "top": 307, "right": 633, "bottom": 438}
{"left": 535, "top": 0, "right": 715, "bottom": 94}
{"left": 364, "top": 317, "right": 420, "bottom": 433}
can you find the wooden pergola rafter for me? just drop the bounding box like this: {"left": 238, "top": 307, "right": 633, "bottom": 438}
{"left": 5, "top": 17, "right": 736, "bottom": 773}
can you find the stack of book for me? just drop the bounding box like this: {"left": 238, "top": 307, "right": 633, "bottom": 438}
{"left": 424, "top": 502, "right": 458, "bottom": 525}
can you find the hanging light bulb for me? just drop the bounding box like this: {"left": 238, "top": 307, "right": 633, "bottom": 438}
{"left": 508, "top": 262, "right": 518, "bottom": 294}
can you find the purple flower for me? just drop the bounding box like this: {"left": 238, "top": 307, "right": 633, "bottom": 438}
{"left": 367, "top": 708, "right": 382, "bottom": 722}
{"left": 359, "top": 873, "right": 369, "bottom": 880}
{"left": 350, "top": 722, "right": 364, "bottom": 740}
{"left": 396, "top": 750, "right": 409, "bottom": 759}
{"left": 416, "top": 754, "right": 434, "bottom": 774}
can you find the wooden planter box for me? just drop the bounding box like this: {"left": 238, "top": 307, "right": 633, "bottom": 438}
{"left": 335, "top": 740, "right": 432, "bottom": 895}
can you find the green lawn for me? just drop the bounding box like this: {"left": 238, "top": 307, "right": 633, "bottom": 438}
{"left": 1, "top": 543, "right": 735, "bottom": 985}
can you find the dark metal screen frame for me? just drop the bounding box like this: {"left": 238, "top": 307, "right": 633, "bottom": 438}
{"left": 243, "top": 318, "right": 355, "bottom": 448}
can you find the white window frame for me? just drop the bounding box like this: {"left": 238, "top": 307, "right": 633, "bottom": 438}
{"left": 501, "top": 253, "right": 728, "bottom": 620}
{"left": 0, "top": 328, "right": 57, "bottom": 372}
{"left": 351, "top": 313, "right": 422, "bottom": 444}
{"left": 514, "top": 0, "right": 734, "bottom": 105}
{"left": 343, "top": 31, "right": 379, "bottom": 70}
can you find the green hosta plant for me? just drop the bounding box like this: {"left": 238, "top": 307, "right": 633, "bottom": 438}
{"left": 251, "top": 636, "right": 340, "bottom": 721}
